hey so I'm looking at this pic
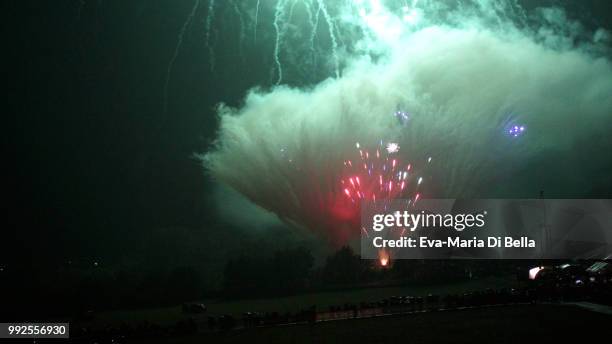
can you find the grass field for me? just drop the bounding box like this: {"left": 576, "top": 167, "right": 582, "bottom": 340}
{"left": 93, "top": 275, "right": 517, "bottom": 327}
{"left": 134, "top": 304, "right": 612, "bottom": 344}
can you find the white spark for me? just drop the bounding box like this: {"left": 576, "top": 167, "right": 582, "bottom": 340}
{"left": 386, "top": 142, "right": 400, "bottom": 153}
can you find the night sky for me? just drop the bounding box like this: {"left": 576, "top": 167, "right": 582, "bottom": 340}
{"left": 4, "top": 0, "right": 256, "bottom": 269}
{"left": 4, "top": 0, "right": 612, "bottom": 276}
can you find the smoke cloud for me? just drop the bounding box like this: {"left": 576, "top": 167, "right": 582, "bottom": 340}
{"left": 203, "top": 1, "right": 612, "bottom": 245}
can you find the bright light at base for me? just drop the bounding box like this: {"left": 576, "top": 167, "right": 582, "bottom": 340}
{"left": 379, "top": 249, "right": 390, "bottom": 267}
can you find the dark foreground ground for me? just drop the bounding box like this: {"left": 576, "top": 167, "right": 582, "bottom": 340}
{"left": 133, "top": 304, "right": 611, "bottom": 344}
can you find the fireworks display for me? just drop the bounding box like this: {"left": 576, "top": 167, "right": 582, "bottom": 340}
{"left": 201, "top": 1, "right": 612, "bottom": 247}
{"left": 340, "top": 140, "right": 425, "bottom": 206}
{"left": 508, "top": 125, "right": 526, "bottom": 138}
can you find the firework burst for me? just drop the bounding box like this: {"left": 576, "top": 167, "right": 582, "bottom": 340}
{"left": 202, "top": 0, "right": 612, "bottom": 252}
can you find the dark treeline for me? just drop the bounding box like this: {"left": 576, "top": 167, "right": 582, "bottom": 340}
{"left": 1, "top": 264, "right": 204, "bottom": 321}
{"left": 223, "top": 247, "right": 314, "bottom": 297}
{"left": 221, "top": 246, "right": 523, "bottom": 297}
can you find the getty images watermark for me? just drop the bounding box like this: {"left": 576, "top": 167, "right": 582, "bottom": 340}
{"left": 360, "top": 199, "right": 612, "bottom": 259}
{"left": 370, "top": 209, "right": 534, "bottom": 249}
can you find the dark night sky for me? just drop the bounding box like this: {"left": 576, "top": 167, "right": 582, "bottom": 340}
{"left": 3, "top": 0, "right": 327, "bottom": 278}
{"left": 3, "top": 0, "right": 612, "bottom": 271}
{"left": 3, "top": 0, "right": 255, "bottom": 267}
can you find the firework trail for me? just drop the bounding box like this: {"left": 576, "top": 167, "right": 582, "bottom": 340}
{"left": 230, "top": 0, "right": 246, "bottom": 65}
{"left": 163, "top": 0, "right": 200, "bottom": 115}
{"left": 204, "top": 0, "right": 216, "bottom": 73}
{"left": 309, "top": 2, "right": 321, "bottom": 67}
{"left": 254, "top": 0, "right": 261, "bottom": 43}
{"left": 303, "top": 0, "right": 315, "bottom": 47}
{"left": 203, "top": 1, "right": 612, "bottom": 246}
{"left": 273, "top": 0, "right": 288, "bottom": 84}
{"left": 288, "top": 0, "right": 299, "bottom": 23}
{"left": 316, "top": 0, "right": 339, "bottom": 78}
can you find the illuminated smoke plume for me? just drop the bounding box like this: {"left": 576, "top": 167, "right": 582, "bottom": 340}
{"left": 201, "top": 1, "right": 612, "bottom": 246}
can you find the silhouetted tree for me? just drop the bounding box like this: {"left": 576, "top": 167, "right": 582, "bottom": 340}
{"left": 270, "top": 247, "right": 314, "bottom": 293}
{"left": 322, "top": 246, "right": 362, "bottom": 284}
{"left": 223, "top": 247, "right": 314, "bottom": 297}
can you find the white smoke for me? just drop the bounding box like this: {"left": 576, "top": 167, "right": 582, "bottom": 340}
{"left": 202, "top": 1, "right": 612, "bottom": 243}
